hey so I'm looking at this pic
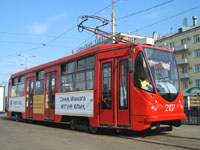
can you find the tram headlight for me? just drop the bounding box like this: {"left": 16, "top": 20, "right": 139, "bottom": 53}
{"left": 155, "top": 100, "right": 158, "bottom": 103}
{"left": 179, "top": 99, "right": 182, "bottom": 103}
{"left": 151, "top": 105, "right": 157, "bottom": 111}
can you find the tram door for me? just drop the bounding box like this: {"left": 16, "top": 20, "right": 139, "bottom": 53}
{"left": 45, "top": 72, "right": 56, "bottom": 120}
{"left": 99, "top": 58, "right": 114, "bottom": 125}
{"left": 99, "top": 57, "right": 130, "bottom": 126}
{"left": 26, "top": 77, "right": 35, "bottom": 118}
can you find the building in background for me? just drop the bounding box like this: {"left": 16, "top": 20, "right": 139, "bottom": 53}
{"left": 155, "top": 16, "right": 200, "bottom": 96}
{"left": 97, "top": 32, "right": 154, "bottom": 45}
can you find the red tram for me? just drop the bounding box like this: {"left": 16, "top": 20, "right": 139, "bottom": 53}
{"left": 7, "top": 42, "right": 186, "bottom": 133}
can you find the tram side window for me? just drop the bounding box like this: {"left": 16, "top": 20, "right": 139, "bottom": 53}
{"left": 134, "top": 52, "right": 154, "bottom": 92}
{"left": 119, "top": 60, "right": 128, "bottom": 109}
{"left": 11, "top": 78, "right": 18, "bottom": 97}
{"left": 35, "top": 70, "right": 44, "bottom": 95}
{"left": 60, "top": 61, "right": 75, "bottom": 92}
{"left": 17, "top": 76, "right": 25, "bottom": 96}
{"left": 76, "top": 56, "right": 95, "bottom": 91}
{"left": 11, "top": 76, "right": 25, "bottom": 97}
{"left": 86, "top": 70, "right": 94, "bottom": 90}
{"left": 101, "top": 62, "right": 112, "bottom": 109}
{"left": 76, "top": 72, "right": 86, "bottom": 90}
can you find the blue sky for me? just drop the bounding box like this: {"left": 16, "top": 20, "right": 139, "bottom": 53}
{"left": 0, "top": 0, "right": 200, "bottom": 88}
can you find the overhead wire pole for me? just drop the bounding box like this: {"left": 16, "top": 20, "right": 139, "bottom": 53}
{"left": 0, "top": 0, "right": 181, "bottom": 59}
{"left": 65, "top": 0, "right": 121, "bottom": 56}
{"left": 112, "top": 0, "right": 116, "bottom": 43}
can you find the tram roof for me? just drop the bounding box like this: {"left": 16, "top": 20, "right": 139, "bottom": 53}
{"left": 11, "top": 43, "right": 134, "bottom": 78}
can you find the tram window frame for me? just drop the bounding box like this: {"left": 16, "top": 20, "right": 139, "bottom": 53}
{"left": 11, "top": 76, "right": 25, "bottom": 97}
{"left": 76, "top": 56, "right": 95, "bottom": 91}
{"left": 119, "top": 60, "right": 128, "bottom": 109}
{"left": 86, "top": 70, "right": 94, "bottom": 90}
{"left": 76, "top": 71, "right": 86, "bottom": 90}
{"left": 60, "top": 56, "right": 95, "bottom": 92}
{"left": 50, "top": 74, "right": 56, "bottom": 109}
{"left": 77, "top": 56, "right": 95, "bottom": 71}
{"left": 11, "top": 78, "right": 18, "bottom": 97}
{"left": 35, "top": 70, "right": 44, "bottom": 95}
{"left": 60, "top": 61, "right": 75, "bottom": 92}
{"left": 101, "top": 62, "right": 112, "bottom": 109}
{"left": 17, "top": 76, "right": 25, "bottom": 97}
{"left": 134, "top": 51, "right": 154, "bottom": 93}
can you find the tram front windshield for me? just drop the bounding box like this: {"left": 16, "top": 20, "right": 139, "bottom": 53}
{"left": 143, "top": 47, "right": 179, "bottom": 102}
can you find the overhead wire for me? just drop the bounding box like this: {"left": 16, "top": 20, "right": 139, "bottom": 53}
{"left": 0, "top": 31, "right": 86, "bottom": 40}
{"left": 73, "top": 0, "right": 200, "bottom": 50}
{"left": 63, "top": 0, "right": 121, "bottom": 56}
{"left": 0, "top": 46, "right": 44, "bottom": 59}
{"left": 134, "top": 4, "right": 200, "bottom": 32}
{"left": 1, "top": 0, "right": 198, "bottom": 60}
{"left": 0, "top": 40, "right": 42, "bottom": 46}
{"left": 0, "top": 0, "right": 121, "bottom": 60}
{"left": 68, "top": 0, "right": 175, "bottom": 55}
{"left": 116, "top": 0, "right": 175, "bottom": 21}
{"left": 45, "top": 0, "right": 121, "bottom": 49}
{"left": 0, "top": 24, "right": 76, "bottom": 60}
{"left": 93, "top": 0, "right": 121, "bottom": 15}
{"left": 45, "top": 26, "right": 76, "bottom": 46}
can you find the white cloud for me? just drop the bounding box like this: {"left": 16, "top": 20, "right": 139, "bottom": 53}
{"left": 30, "top": 23, "right": 48, "bottom": 35}
{"left": 47, "top": 13, "right": 68, "bottom": 22}
{"left": 29, "top": 13, "right": 67, "bottom": 35}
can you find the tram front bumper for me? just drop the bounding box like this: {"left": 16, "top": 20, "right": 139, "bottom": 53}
{"left": 144, "top": 113, "right": 186, "bottom": 123}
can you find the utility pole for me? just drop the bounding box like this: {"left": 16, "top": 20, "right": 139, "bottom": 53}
{"left": 112, "top": 0, "right": 115, "bottom": 43}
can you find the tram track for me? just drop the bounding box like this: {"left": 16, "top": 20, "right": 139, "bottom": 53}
{"left": 162, "top": 134, "right": 200, "bottom": 141}
{"left": 128, "top": 137, "right": 198, "bottom": 150}
{"left": 116, "top": 132, "right": 200, "bottom": 150}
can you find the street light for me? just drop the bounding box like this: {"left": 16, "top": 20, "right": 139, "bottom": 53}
{"left": 16, "top": 54, "right": 36, "bottom": 69}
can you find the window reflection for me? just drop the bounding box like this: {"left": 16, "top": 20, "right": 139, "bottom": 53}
{"left": 101, "top": 62, "right": 112, "bottom": 109}
{"left": 119, "top": 60, "right": 128, "bottom": 109}
{"left": 134, "top": 52, "right": 154, "bottom": 92}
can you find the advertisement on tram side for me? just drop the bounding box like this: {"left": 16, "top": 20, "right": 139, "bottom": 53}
{"left": 55, "top": 90, "right": 94, "bottom": 117}
{"left": 8, "top": 96, "right": 25, "bottom": 112}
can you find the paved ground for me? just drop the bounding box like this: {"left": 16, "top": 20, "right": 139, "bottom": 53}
{"left": 0, "top": 114, "right": 199, "bottom": 150}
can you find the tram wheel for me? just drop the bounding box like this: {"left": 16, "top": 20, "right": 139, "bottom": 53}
{"left": 70, "top": 119, "right": 77, "bottom": 130}
{"left": 89, "top": 124, "right": 98, "bottom": 133}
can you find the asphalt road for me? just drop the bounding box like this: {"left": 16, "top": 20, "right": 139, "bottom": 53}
{"left": 0, "top": 114, "right": 199, "bottom": 150}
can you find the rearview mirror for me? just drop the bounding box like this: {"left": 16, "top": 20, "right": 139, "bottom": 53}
{"left": 128, "top": 59, "right": 134, "bottom": 73}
